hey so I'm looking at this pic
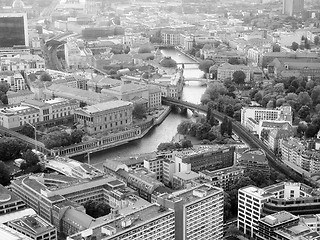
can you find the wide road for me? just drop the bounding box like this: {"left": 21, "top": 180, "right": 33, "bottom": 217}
{"left": 163, "top": 97, "right": 317, "bottom": 187}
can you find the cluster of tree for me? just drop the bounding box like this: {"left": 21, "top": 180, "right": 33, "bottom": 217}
{"left": 83, "top": 200, "right": 111, "bottom": 218}
{"left": 187, "top": 42, "right": 206, "bottom": 58}
{"left": 0, "top": 161, "right": 10, "bottom": 186}
{"left": 132, "top": 103, "right": 147, "bottom": 119}
{"left": 157, "top": 140, "right": 193, "bottom": 151}
{"left": 0, "top": 137, "right": 29, "bottom": 162}
{"left": 291, "top": 37, "right": 311, "bottom": 51}
{"left": 41, "top": 129, "right": 84, "bottom": 149}
{"left": 198, "top": 59, "right": 215, "bottom": 74}
{"left": 159, "top": 57, "right": 177, "bottom": 68}
{"left": 20, "top": 149, "right": 42, "bottom": 174}
{"left": 201, "top": 82, "right": 246, "bottom": 121}
{"left": 39, "top": 72, "right": 52, "bottom": 82}
{"left": 138, "top": 46, "right": 152, "bottom": 54}
{"left": 149, "top": 30, "right": 162, "bottom": 44}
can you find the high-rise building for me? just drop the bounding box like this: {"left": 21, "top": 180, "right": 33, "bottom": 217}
{"left": 0, "top": 13, "right": 28, "bottom": 47}
{"left": 158, "top": 184, "right": 224, "bottom": 240}
{"left": 283, "top": 0, "right": 304, "bottom": 16}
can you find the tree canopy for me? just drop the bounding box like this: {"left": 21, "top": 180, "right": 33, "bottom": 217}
{"left": 159, "top": 57, "right": 177, "bottom": 68}
{"left": 132, "top": 103, "right": 147, "bottom": 119}
{"left": 198, "top": 60, "right": 215, "bottom": 73}
{"left": 84, "top": 200, "right": 111, "bottom": 218}
{"left": 232, "top": 71, "right": 246, "bottom": 85}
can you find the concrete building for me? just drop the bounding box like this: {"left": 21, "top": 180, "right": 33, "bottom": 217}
{"left": 0, "top": 224, "right": 33, "bottom": 240}
{"left": 7, "top": 90, "right": 34, "bottom": 105}
{"left": 283, "top": 0, "right": 304, "bottom": 16}
{"left": 66, "top": 204, "right": 175, "bottom": 240}
{"left": 256, "top": 211, "right": 300, "bottom": 240}
{"left": 161, "top": 30, "right": 182, "bottom": 46}
{"left": 238, "top": 186, "right": 275, "bottom": 238}
{"left": 0, "top": 185, "right": 25, "bottom": 215}
{"left": 158, "top": 184, "right": 224, "bottom": 240}
{"left": 199, "top": 165, "right": 245, "bottom": 191}
{"left": 217, "top": 63, "right": 251, "bottom": 82}
{"left": 74, "top": 100, "right": 133, "bottom": 134}
{"left": 238, "top": 182, "right": 320, "bottom": 238}
{"left": 6, "top": 214, "right": 57, "bottom": 240}
{"left": 172, "top": 171, "right": 199, "bottom": 190}
{"left": 0, "top": 54, "right": 45, "bottom": 72}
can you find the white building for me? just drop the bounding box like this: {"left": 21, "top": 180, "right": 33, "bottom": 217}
{"left": 238, "top": 186, "right": 275, "bottom": 238}
{"left": 158, "top": 184, "right": 224, "bottom": 240}
{"left": 241, "top": 105, "right": 293, "bottom": 128}
{"left": 0, "top": 71, "right": 27, "bottom": 92}
{"left": 64, "top": 39, "right": 93, "bottom": 69}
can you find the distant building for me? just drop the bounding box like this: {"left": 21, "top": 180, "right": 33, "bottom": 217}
{"left": 161, "top": 30, "right": 181, "bottom": 46}
{"left": 7, "top": 90, "right": 34, "bottom": 105}
{"left": 64, "top": 39, "right": 93, "bottom": 70}
{"left": 0, "top": 13, "right": 28, "bottom": 47}
{"left": 74, "top": 100, "right": 133, "bottom": 134}
{"left": 0, "top": 184, "right": 25, "bottom": 215}
{"left": 217, "top": 63, "right": 251, "bottom": 82}
{"left": 283, "top": 0, "right": 304, "bottom": 16}
{"left": 158, "top": 184, "right": 224, "bottom": 240}
{"left": 0, "top": 71, "right": 27, "bottom": 92}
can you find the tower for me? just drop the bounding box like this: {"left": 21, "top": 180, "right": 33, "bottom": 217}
{"left": 283, "top": 0, "right": 304, "bottom": 16}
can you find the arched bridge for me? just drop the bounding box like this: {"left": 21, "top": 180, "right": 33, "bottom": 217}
{"left": 162, "top": 97, "right": 318, "bottom": 187}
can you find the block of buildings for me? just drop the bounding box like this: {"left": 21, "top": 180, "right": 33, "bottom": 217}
{"left": 66, "top": 204, "right": 175, "bottom": 240}
{"left": 64, "top": 39, "right": 93, "bottom": 69}
{"left": 0, "top": 54, "right": 45, "bottom": 72}
{"left": 87, "top": 76, "right": 122, "bottom": 93}
{"left": 0, "top": 224, "right": 33, "bottom": 240}
{"left": 7, "top": 90, "right": 34, "bottom": 105}
{"left": 10, "top": 173, "right": 154, "bottom": 236}
{"left": 74, "top": 100, "right": 133, "bottom": 134}
{"left": 237, "top": 148, "right": 270, "bottom": 175}
{"left": 158, "top": 184, "right": 224, "bottom": 240}
{"left": 283, "top": 0, "right": 304, "bottom": 16}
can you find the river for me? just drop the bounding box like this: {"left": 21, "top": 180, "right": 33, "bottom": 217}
{"left": 74, "top": 49, "right": 206, "bottom": 166}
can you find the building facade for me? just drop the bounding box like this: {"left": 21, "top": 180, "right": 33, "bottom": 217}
{"left": 74, "top": 100, "right": 133, "bottom": 134}
{"left": 283, "top": 0, "right": 304, "bottom": 16}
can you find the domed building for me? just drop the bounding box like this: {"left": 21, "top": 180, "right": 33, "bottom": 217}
{"left": 12, "top": 0, "right": 25, "bottom": 9}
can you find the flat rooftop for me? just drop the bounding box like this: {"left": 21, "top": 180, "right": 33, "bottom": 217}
{"left": 79, "top": 100, "right": 132, "bottom": 114}
{"left": 240, "top": 186, "right": 274, "bottom": 199}
{"left": 0, "top": 224, "right": 32, "bottom": 240}
{"left": 0, "top": 185, "right": 23, "bottom": 206}
{"left": 8, "top": 214, "right": 55, "bottom": 235}
{"left": 260, "top": 211, "right": 298, "bottom": 226}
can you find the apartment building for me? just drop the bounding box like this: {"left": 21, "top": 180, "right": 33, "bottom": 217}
{"left": 66, "top": 204, "right": 175, "bottom": 240}
{"left": 0, "top": 54, "right": 45, "bottom": 72}
{"left": 237, "top": 149, "right": 270, "bottom": 176}
{"left": 161, "top": 30, "right": 182, "bottom": 46}
{"left": 158, "top": 184, "right": 224, "bottom": 240}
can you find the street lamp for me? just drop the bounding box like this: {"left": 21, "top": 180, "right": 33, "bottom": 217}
{"left": 26, "top": 122, "right": 37, "bottom": 151}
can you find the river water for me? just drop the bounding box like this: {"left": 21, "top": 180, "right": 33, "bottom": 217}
{"left": 74, "top": 49, "right": 206, "bottom": 166}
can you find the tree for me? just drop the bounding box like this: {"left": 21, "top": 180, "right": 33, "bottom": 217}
{"left": 228, "top": 57, "right": 240, "bottom": 65}
{"left": 232, "top": 71, "right": 246, "bottom": 85}
{"left": 254, "top": 92, "right": 263, "bottom": 103}
{"left": 177, "top": 120, "right": 192, "bottom": 135}
{"left": 70, "top": 130, "right": 84, "bottom": 144}
{"left": 245, "top": 169, "right": 269, "bottom": 187}
{"left": 272, "top": 44, "right": 281, "bottom": 52}
{"left": 1, "top": 94, "right": 8, "bottom": 105}
{"left": 274, "top": 83, "right": 284, "bottom": 93}
{"left": 159, "top": 57, "right": 177, "bottom": 68}
{"left": 196, "top": 123, "right": 211, "bottom": 140}
{"left": 132, "top": 104, "right": 147, "bottom": 119}
{"left": 157, "top": 142, "right": 177, "bottom": 151}
{"left": 298, "top": 105, "right": 310, "bottom": 120}
{"left": 181, "top": 139, "right": 193, "bottom": 148}
{"left": 0, "top": 82, "right": 9, "bottom": 94}
{"left": 314, "top": 36, "right": 320, "bottom": 45}
{"left": 305, "top": 124, "right": 319, "bottom": 138}
{"left": 249, "top": 88, "right": 259, "bottom": 100}
{"left": 138, "top": 46, "right": 152, "bottom": 54}
{"left": 298, "top": 91, "right": 312, "bottom": 107}
{"left": 84, "top": 200, "right": 111, "bottom": 218}
{"left": 266, "top": 99, "right": 275, "bottom": 109}
{"left": 40, "top": 72, "right": 52, "bottom": 82}
{"left": 224, "top": 104, "right": 234, "bottom": 117}
{"left": 311, "top": 86, "right": 320, "bottom": 105}
{"left": 220, "top": 116, "right": 229, "bottom": 136}
{"left": 291, "top": 41, "right": 299, "bottom": 51}
{"left": 276, "top": 98, "right": 285, "bottom": 107}
{"left": 20, "top": 124, "right": 35, "bottom": 138}
{"left": 198, "top": 60, "right": 215, "bottom": 73}
{"left": 0, "top": 161, "right": 10, "bottom": 186}
{"left": 0, "top": 137, "right": 28, "bottom": 162}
